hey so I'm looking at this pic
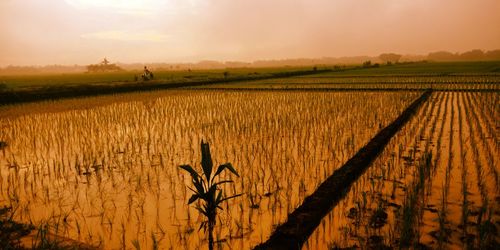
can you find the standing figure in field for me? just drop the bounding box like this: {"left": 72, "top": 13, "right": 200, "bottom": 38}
{"left": 142, "top": 66, "right": 154, "bottom": 81}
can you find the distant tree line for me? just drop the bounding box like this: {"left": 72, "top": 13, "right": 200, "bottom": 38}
{"left": 379, "top": 53, "right": 402, "bottom": 64}
{"left": 0, "top": 65, "right": 86, "bottom": 75}
{"left": 1, "top": 49, "right": 499, "bottom": 75}
{"left": 427, "top": 49, "right": 500, "bottom": 62}
{"left": 377, "top": 49, "right": 500, "bottom": 64}
{"left": 86, "top": 64, "right": 122, "bottom": 72}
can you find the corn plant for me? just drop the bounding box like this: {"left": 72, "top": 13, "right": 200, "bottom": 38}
{"left": 179, "top": 140, "right": 240, "bottom": 250}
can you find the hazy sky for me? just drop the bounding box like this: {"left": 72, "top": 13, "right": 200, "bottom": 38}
{"left": 1, "top": 0, "right": 499, "bottom": 66}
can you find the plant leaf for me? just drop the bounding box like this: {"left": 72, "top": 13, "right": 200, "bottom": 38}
{"left": 212, "top": 163, "right": 227, "bottom": 180}
{"left": 215, "top": 190, "right": 222, "bottom": 204}
{"left": 179, "top": 164, "right": 198, "bottom": 178}
{"left": 199, "top": 221, "right": 206, "bottom": 232}
{"left": 195, "top": 205, "right": 208, "bottom": 217}
{"left": 220, "top": 193, "right": 242, "bottom": 203}
{"left": 223, "top": 163, "right": 239, "bottom": 177}
{"left": 213, "top": 180, "right": 234, "bottom": 186}
{"left": 188, "top": 194, "right": 199, "bottom": 204}
{"left": 200, "top": 141, "right": 213, "bottom": 181}
{"left": 187, "top": 185, "right": 199, "bottom": 195}
{"left": 207, "top": 185, "right": 218, "bottom": 203}
{"left": 192, "top": 178, "right": 205, "bottom": 198}
{"left": 212, "top": 163, "right": 239, "bottom": 183}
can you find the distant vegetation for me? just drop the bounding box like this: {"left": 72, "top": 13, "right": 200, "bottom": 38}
{"left": 1, "top": 49, "right": 499, "bottom": 75}
{"left": 427, "top": 49, "right": 500, "bottom": 62}
{"left": 86, "top": 58, "right": 123, "bottom": 72}
{"left": 379, "top": 53, "right": 402, "bottom": 64}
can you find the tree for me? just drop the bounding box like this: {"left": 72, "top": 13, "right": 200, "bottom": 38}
{"left": 459, "top": 49, "right": 485, "bottom": 61}
{"left": 86, "top": 58, "right": 122, "bottom": 72}
{"left": 379, "top": 53, "right": 402, "bottom": 64}
{"left": 427, "top": 51, "right": 457, "bottom": 61}
{"left": 485, "top": 50, "right": 500, "bottom": 60}
{"left": 101, "top": 57, "right": 109, "bottom": 65}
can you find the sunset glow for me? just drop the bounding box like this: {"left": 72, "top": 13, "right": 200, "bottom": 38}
{"left": 1, "top": 0, "right": 499, "bottom": 66}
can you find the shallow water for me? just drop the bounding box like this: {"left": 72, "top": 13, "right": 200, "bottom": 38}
{"left": 0, "top": 90, "right": 419, "bottom": 249}
{"left": 305, "top": 92, "right": 499, "bottom": 249}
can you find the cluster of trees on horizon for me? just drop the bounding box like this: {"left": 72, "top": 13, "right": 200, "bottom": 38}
{"left": 427, "top": 49, "right": 500, "bottom": 61}
{"left": 86, "top": 58, "right": 123, "bottom": 72}
{"left": 1, "top": 49, "right": 499, "bottom": 75}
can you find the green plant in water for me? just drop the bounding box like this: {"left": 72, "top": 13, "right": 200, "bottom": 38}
{"left": 179, "top": 140, "right": 241, "bottom": 250}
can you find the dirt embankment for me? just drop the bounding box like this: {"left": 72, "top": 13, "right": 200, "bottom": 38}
{"left": 254, "top": 90, "right": 432, "bottom": 250}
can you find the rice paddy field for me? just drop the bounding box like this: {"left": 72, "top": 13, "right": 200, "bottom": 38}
{"left": 0, "top": 89, "right": 418, "bottom": 249}
{"left": 305, "top": 91, "right": 499, "bottom": 249}
{"left": 192, "top": 75, "right": 500, "bottom": 91}
{"left": 0, "top": 63, "right": 499, "bottom": 249}
{"left": 0, "top": 67, "right": 322, "bottom": 90}
{"left": 189, "top": 62, "right": 500, "bottom": 91}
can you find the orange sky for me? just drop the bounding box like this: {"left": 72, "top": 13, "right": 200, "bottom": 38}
{"left": 1, "top": 0, "right": 499, "bottom": 66}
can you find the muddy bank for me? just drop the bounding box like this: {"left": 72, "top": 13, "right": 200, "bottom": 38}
{"left": 253, "top": 90, "right": 432, "bottom": 250}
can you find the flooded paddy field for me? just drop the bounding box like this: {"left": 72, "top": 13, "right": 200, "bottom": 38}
{"left": 0, "top": 90, "right": 419, "bottom": 249}
{"left": 305, "top": 91, "right": 499, "bottom": 249}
